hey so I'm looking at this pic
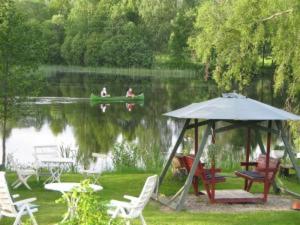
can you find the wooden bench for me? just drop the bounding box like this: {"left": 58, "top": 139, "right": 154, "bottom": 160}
{"left": 177, "top": 155, "right": 225, "bottom": 200}
{"left": 235, "top": 154, "right": 280, "bottom": 201}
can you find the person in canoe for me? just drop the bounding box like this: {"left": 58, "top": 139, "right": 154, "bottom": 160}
{"left": 100, "top": 87, "right": 110, "bottom": 97}
{"left": 126, "top": 88, "right": 135, "bottom": 98}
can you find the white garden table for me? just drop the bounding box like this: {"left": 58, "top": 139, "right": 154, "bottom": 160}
{"left": 45, "top": 182, "right": 103, "bottom": 222}
{"left": 40, "top": 157, "right": 75, "bottom": 183}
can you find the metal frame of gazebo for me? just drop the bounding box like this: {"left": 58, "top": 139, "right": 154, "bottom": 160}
{"left": 155, "top": 93, "right": 300, "bottom": 211}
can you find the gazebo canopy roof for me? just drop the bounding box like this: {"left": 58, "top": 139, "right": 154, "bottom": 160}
{"left": 164, "top": 93, "right": 300, "bottom": 121}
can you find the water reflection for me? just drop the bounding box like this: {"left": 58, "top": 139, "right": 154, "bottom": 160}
{"left": 1, "top": 72, "right": 288, "bottom": 172}
{"left": 100, "top": 104, "right": 109, "bottom": 113}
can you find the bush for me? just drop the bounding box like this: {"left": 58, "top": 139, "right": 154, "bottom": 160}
{"left": 57, "top": 179, "right": 120, "bottom": 225}
{"left": 112, "top": 141, "right": 139, "bottom": 171}
{"left": 84, "top": 32, "right": 105, "bottom": 66}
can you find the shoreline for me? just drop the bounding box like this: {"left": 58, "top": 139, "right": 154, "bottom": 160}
{"left": 40, "top": 65, "right": 202, "bottom": 79}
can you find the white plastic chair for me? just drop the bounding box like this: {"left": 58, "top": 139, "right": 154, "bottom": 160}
{"left": 0, "top": 172, "right": 38, "bottom": 225}
{"left": 8, "top": 155, "right": 36, "bottom": 190}
{"left": 108, "top": 175, "right": 158, "bottom": 225}
{"left": 33, "top": 145, "right": 60, "bottom": 181}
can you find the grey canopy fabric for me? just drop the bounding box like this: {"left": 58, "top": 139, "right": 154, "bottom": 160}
{"left": 164, "top": 93, "right": 300, "bottom": 121}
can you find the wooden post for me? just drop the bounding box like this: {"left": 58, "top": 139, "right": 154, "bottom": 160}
{"left": 255, "top": 128, "right": 280, "bottom": 193}
{"left": 194, "top": 119, "right": 198, "bottom": 154}
{"left": 276, "top": 121, "right": 300, "bottom": 182}
{"left": 159, "top": 119, "right": 191, "bottom": 186}
{"left": 211, "top": 122, "right": 216, "bottom": 144}
{"left": 211, "top": 122, "right": 216, "bottom": 201}
{"left": 263, "top": 121, "right": 272, "bottom": 201}
{"left": 244, "top": 127, "right": 251, "bottom": 190}
{"left": 175, "top": 122, "right": 212, "bottom": 211}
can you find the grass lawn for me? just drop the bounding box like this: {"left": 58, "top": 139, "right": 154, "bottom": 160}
{"left": 1, "top": 172, "right": 300, "bottom": 225}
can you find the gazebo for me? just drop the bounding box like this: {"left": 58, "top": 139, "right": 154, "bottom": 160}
{"left": 156, "top": 93, "right": 300, "bottom": 211}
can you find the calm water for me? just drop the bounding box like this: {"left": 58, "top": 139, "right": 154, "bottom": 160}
{"left": 1, "top": 72, "right": 287, "bottom": 171}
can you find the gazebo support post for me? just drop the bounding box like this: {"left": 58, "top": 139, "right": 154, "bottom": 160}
{"left": 263, "top": 121, "right": 272, "bottom": 201}
{"left": 244, "top": 127, "right": 251, "bottom": 190}
{"left": 159, "top": 119, "right": 191, "bottom": 187}
{"left": 276, "top": 121, "right": 300, "bottom": 182}
{"left": 255, "top": 128, "right": 280, "bottom": 193}
{"left": 194, "top": 119, "right": 198, "bottom": 154}
{"left": 211, "top": 122, "right": 216, "bottom": 201}
{"left": 175, "top": 122, "right": 212, "bottom": 211}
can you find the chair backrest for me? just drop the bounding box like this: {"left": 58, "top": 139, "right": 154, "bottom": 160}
{"left": 255, "top": 154, "right": 281, "bottom": 180}
{"left": 7, "top": 154, "right": 22, "bottom": 175}
{"left": 129, "top": 175, "right": 158, "bottom": 217}
{"left": 0, "top": 172, "right": 17, "bottom": 217}
{"left": 181, "top": 155, "right": 204, "bottom": 177}
{"left": 34, "top": 145, "right": 60, "bottom": 168}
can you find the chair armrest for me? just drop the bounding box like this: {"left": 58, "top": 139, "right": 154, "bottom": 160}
{"left": 12, "top": 194, "right": 20, "bottom": 199}
{"left": 123, "top": 195, "right": 138, "bottom": 202}
{"left": 241, "top": 162, "right": 258, "bottom": 167}
{"left": 14, "top": 198, "right": 37, "bottom": 206}
{"left": 109, "top": 200, "right": 133, "bottom": 209}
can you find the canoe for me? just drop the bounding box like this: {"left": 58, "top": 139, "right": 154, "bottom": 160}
{"left": 90, "top": 93, "right": 144, "bottom": 103}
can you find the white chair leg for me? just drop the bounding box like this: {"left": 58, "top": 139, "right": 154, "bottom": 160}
{"left": 13, "top": 176, "right": 32, "bottom": 190}
{"left": 13, "top": 207, "right": 25, "bottom": 225}
{"left": 13, "top": 181, "right": 22, "bottom": 189}
{"left": 139, "top": 214, "right": 147, "bottom": 225}
{"left": 23, "top": 177, "right": 32, "bottom": 190}
{"left": 125, "top": 220, "right": 130, "bottom": 225}
{"left": 26, "top": 205, "right": 38, "bottom": 225}
{"left": 11, "top": 179, "right": 19, "bottom": 186}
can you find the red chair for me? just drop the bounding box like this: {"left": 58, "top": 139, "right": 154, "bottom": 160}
{"left": 235, "top": 154, "right": 280, "bottom": 201}
{"left": 177, "top": 155, "right": 225, "bottom": 201}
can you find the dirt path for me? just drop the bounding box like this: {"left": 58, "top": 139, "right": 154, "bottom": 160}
{"left": 160, "top": 194, "right": 295, "bottom": 212}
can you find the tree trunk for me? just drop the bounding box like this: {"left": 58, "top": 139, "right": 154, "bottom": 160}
{"left": 1, "top": 99, "right": 7, "bottom": 170}
{"left": 1, "top": 122, "right": 6, "bottom": 170}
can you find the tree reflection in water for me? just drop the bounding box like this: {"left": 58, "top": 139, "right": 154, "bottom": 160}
{"left": 1, "top": 72, "right": 289, "bottom": 172}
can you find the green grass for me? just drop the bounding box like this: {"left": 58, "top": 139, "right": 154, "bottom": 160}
{"left": 40, "top": 65, "right": 199, "bottom": 79}
{"left": 1, "top": 172, "right": 300, "bottom": 225}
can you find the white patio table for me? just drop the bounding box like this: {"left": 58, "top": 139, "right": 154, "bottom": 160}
{"left": 40, "top": 157, "right": 75, "bottom": 183}
{"left": 45, "top": 182, "right": 103, "bottom": 222}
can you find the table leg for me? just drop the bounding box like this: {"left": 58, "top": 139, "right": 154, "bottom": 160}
{"left": 61, "top": 192, "right": 80, "bottom": 222}
{"left": 44, "top": 167, "right": 60, "bottom": 183}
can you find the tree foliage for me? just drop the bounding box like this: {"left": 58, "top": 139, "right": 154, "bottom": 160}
{"left": 10, "top": 0, "right": 203, "bottom": 68}
{"left": 59, "top": 0, "right": 154, "bottom": 67}
{"left": 0, "top": 0, "right": 46, "bottom": 167}
{"left": 190, "top": 0, "right": 300, "bottom": 94}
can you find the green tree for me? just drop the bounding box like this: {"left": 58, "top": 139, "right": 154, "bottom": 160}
{"left": 102, "top": 22, "right": 153, "bottom": 67}
{"left": 190, "top": 0, "right": 300, "bottom": 147}
{"left": 190, "top": 0, "right": 300, "bottom": 93}
{"left": 43, "top": 15, "right": 66, "bottom": 64}
{"left": 139, "top": 0, "right": 177, "bottom": 51}
{"left": 0, "top": 0, "right": 45, "bottom": 168}
{"left": 168, "top": 9, "right": 196, "bottom": 62}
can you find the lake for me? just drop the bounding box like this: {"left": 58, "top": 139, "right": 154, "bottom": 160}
{"left": 1, "top": 71, "right": 287, "bottom": 172}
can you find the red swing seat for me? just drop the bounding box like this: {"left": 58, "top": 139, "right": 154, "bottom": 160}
{"left": 235, "top": 154, "right": 280, "bottom": 194}
{"left": 177, "top": 155, "right": 225, "bottom": 200}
